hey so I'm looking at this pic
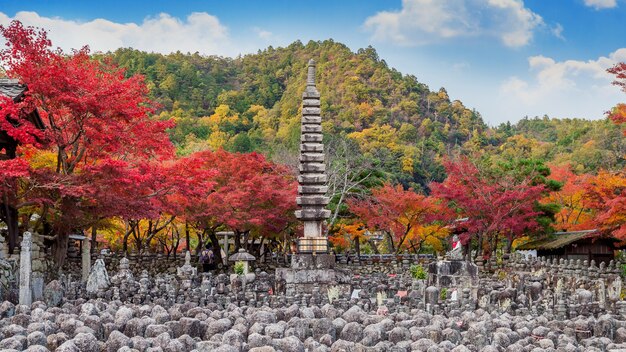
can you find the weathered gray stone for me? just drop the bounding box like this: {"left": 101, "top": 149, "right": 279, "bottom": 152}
{"left": 43, "top": 281, "right": 63, "bottom": 307}
{"left": 339, "top": 322, "right": 362, "bottom": 343}
{"left": 72, "top": 332, "right": 99, "bottom": 352}
{"left": 105, "top": 330, "right": 131, "bottom": 352}
{"left": 273, "top": 335, "right": 305, "bottom": 352}
{"left": 26, "top": 331, "right": 46, "bottom": 347}
{"left": 19, "top": 232, "right": 32, "bottom": 306}
{"left": 85, "top": 259, "right": 109, "bottom": 294}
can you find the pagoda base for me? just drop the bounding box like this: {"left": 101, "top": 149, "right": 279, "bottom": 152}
{"left": 428, "top": 260, "right": 478, "bottom": 298}
{"left": 275, "top": 254, "right": 351, "bottom": 296}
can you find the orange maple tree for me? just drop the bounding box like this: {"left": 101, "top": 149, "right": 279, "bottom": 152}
{"left": 584, "top": 170, "right": 626, "bottom": 240}
{"left": 329, "top": 222, "right": 368, "bottom": 255}
{"left": 349, "top": 183, "right": 451, "bottom": 254}
{"left": 543, "top": 165, "right": 594, "bottom": 231}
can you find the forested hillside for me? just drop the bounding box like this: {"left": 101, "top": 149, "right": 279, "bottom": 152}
{"left": 2, "top": 21, "right": 624, "bottom": 259}
{"left": 109, "top": 40, "right": 486, "bottom": 190}
{"left": 107, "top": 40, "right": 624, "bottom": 192}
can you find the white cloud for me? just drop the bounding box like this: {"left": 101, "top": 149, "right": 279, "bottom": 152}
{"left": 584, "top": 0, "right": 618, "bottom": 9}
{"left": 498, "top": 48, "right": 626, "bottom": 120}
{"left": 364, "top": 0, "right": 545, "bottom": 47}
{"left": 253, "top": 27, "right": 273, "bottom": 40}
{"left": 453, "top": 62, "right": 470, "bottom": 70}
{"left": 551, "top": 23, "right": 565, "bottom": 40}
{"left": 0, "top": 11, "right": 235, "bottom": 56}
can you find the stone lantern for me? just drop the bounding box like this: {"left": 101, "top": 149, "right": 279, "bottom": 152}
{"left": 229, "top": 248, "right": 256, "bottom": 282}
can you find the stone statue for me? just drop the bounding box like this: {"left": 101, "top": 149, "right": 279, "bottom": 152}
{"left": 447, "top": 235, "right": 463, "bottom": 260}
{"left": 86, "top": 258, "right": 110, "bottom": 294}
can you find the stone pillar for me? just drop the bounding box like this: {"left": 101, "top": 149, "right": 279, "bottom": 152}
{"left": 19, "top": 231, "right": 32, "bottom": 306}
{"left": 82, "top": 238, "right": 91, "bottom": 283}
{"left": 0, "top": 235, "right": 6, "bottom": 259}
{"left": 223, "top": 233, "right": 229, "bottom": 264}
{"left": 30, "top": 233, "right": 44, "bottom": 301}
{"left": 295, "top": 59, "right": 331, "bottom": 244}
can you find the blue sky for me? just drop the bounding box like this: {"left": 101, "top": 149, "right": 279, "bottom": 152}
{"left": 1, "top": 0, "right": 625, "bottom": 125}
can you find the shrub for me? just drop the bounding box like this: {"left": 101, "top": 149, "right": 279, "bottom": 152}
{"left": 410, "top": 264, "right": 427, "bottom": 280}
{"left": 440, "top": 288, "right": 448, "bottom": 301}
{"left": 234, "top": 261, "right": 245, "bottom": 276}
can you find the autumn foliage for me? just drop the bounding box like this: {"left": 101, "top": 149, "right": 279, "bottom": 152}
{"left": 1, "top": 20, "right": 625, "bottom": 265}
{"left": 348, "top": 183, "right": 452, "bottom": 254}
{"left": 431, "top": 157, "right": 548, "bottom": 258}
{"left": 0, "top": 21, "right": 297, "bottom": 264}
{"left": 542, "top": 165, "right": 594, "bottom": 231}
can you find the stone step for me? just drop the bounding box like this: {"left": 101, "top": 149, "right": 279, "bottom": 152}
{"left": 302, "top": 107, "right": 321, "bottom": 115}
{"left": 298, "top": 185, "right": 328, "bottom": 194}
{"left": 300, "top": 153, "right": 325, "bottom": 162}
{"left": 299, "top": 163, "right": 325, "bottom": 173}
{"left": 301, "top": 125, "right": 322, "bottom": 133}
{"left": 302, "top": 90, "right": 320, "bottom": 98}
{"left": 302, "top": 134, "right": 322, "bottom": 143}
{"left": 297, "top": 196, "right": 330, "bottom": 206}
{"left": 300, "top": 143, "right": 324, "bottom": 152}
{"left": 302, "top": 98, "right": 320, "bottom": 107}
{"left": 298, "top": 174, "right": 327, "bottom": 184}
{"left": 302, "top": 116, "right": 322, "bottom": 124}
{"left": 295, "top": 208, "right": 331, "bottom": 220}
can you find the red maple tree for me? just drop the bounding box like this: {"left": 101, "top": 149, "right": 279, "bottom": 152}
{"left": 349, "top": 183, "right": 452, "bottom": 254}
{"left": 0, "top": 21, "right": 174, "bottom": 262}
{"left": 181, "top": 149, "right": 297, "bottom": 261}
{"left": 431, "top": 157, "right": 547, "bottom": 259}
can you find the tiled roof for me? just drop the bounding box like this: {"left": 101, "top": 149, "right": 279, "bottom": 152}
{"left": 516, "top": 230, "right": 599, "bottom": 250}
{"left": 0, "top": 79, "right": 27, "bottom": 101}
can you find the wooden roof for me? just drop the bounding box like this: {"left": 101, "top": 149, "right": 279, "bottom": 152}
{"left": 516, "top": 230, "right": 601, "bottom": 251}
{"left": 0, "top": 79, "right": 45, "bottom": 149}
{"left": 0, "top": 79, "right": 27, "bottom": 100}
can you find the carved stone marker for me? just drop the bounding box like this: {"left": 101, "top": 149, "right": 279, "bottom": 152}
{"left": 86, "top": 258, "right": 110, "bottom": 294}
{"left": 18, "top": 231, "right": 32, "bottom": 306}
{"left": 82, "top": 238, "right": 91, "bottom": 283}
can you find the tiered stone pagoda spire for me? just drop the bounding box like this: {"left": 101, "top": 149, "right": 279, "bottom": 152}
{"left": 295, "top": 59, "right": 330, "bottom": 238}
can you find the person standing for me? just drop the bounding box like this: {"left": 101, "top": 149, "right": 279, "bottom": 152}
{"left": 200, "top": 244, "right": 215, "bottom": 272}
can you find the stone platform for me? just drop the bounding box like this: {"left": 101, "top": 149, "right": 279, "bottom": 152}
{"left": 275, "top": 253, "right": 350, "bottom": 295}
{"left": 428, "top": 260, "right": 478, "bottom": 296}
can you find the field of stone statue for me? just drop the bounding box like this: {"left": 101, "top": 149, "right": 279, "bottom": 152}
{"left": 1, "top": 254, "right": 625, "bottom": 352}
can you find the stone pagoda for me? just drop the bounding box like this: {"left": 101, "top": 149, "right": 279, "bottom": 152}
{"left": 295, "top": 59, "right": 331, "bottom": 247}
{"left": 275, "top": 59, "right": 349, "bottom": 295}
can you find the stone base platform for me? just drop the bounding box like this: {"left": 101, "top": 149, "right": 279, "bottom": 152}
{"left": 428, "top": 260, "right": 478, "bottom": 297}
{"left": 275, "top": 254, "right": 351, "bottom": 296}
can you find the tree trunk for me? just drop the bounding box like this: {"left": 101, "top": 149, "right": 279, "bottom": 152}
{"left": 386, "top": 232, "right": 395, "bottom": 253}
{"left": 208, "top": 231, "right": 223, "bottom": 267}
{"left": 195, "top": 228, "right": 206, "bottom": 256}
{"left": 52, "top": 231, "right": 69, "bottom": 268}
{"left": 185, "top": 221, "right": 190, "bottom": 253}
{"left": 368, "top": 239, "right": 380, "bottom": 254}
{"left": 234, "top": 230, "right": 242, "bottom": 252}
{"left": 123, "top": 230, "right": 130, "bottom": 255}
{"left": 1, "top": 145, "right": 18, "bottom": 254}
{"left": 354, "top": 238, "right": 361, "bottom": 260}
{"left": 1, "top": 202, "right": 18, "bottom": 255}
{"left": 505, "top": 230, "right": 513, "bottom": 254}
{"left": 172, "top": 226, "right": 181, "bottom": 258}
{"left": 91, "top": 226, "right": 97, "bottom": 254}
